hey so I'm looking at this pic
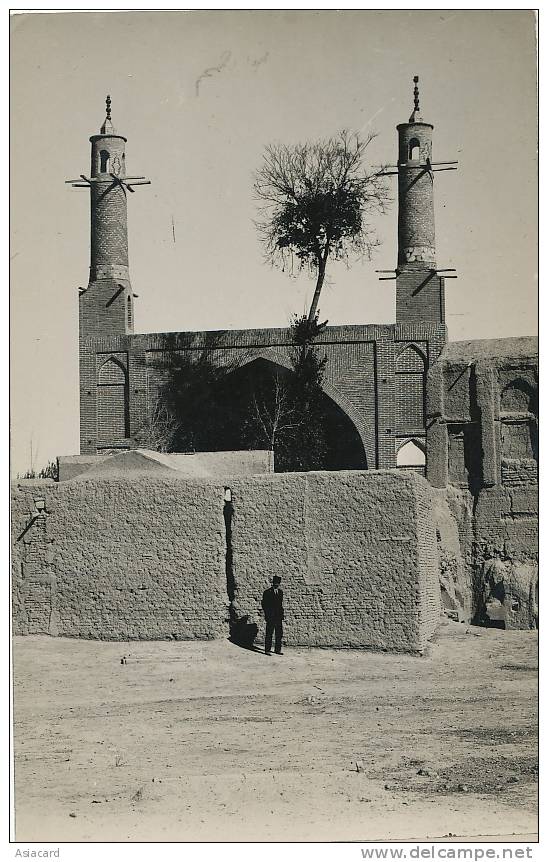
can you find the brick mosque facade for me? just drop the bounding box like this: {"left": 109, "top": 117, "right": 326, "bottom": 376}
{"left": 76, "top": 79, "right": 537, "bottom": 507}
{"left": 78, "top": 83, "right": 450, "bottom": 474}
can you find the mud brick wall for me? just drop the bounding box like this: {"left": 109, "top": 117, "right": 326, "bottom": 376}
{"left": 11, "top": 478, "right": 226, "bottom": 640}
{"left": 229, "top": 470, "right": 441, "bottom": 653}
{"left": 501, "top": 459, "right": 538, "bottom": 486}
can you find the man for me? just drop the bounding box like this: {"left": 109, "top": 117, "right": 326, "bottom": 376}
{"left": 261, "top": 575, "right": 284, "bottom": 656}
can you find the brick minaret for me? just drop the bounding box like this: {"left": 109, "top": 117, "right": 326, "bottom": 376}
{"left": 395, "top": 77, "right": 445, "bottom": 324}
{"left": 78, "top": 96, "right": 135, "bottom": 338}
{"left": 70, "top": 97, "right": 150, "bottom": 455}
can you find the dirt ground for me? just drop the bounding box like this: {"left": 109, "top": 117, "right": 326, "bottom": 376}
{"left": 12, "top": 620, "right": 538, "bottom": 842}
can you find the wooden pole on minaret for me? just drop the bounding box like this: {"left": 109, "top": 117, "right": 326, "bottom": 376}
{"left": 376, "top": 76, "right": 458, "bottom": 325}
{"left": 66, "top": 95, "right": 150, "bottom": 338}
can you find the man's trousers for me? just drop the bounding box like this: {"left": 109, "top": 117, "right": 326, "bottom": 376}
{"left": 265, "top": 618, "right": 283, "bottom": 654}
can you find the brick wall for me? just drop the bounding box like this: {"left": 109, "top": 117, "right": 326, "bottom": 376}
{"left": 501, "top": 459, "right": 538, "bottom": 486}
{"left": 396, "top": 123, "right": 435, "bottom": 267}
{"left": 228, "top": 470, "right": 441, "bottom": 653}
{"left": 79, "top": 322, "right": 447, "bottom": 465}
{"left": 79, "top": 279, "right": 133, "bottom": 341}
{"left": 396, "top": 272, "right": 445, "bottom": 324}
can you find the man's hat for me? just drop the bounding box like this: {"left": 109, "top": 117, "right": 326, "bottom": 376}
{"left": 272, "top": 576, "right": 282, "bottom": 585}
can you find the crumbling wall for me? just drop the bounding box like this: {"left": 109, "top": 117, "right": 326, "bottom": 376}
{"left": 430, "top": 487, "right": 472, "bottom": 621}
{"left": 229, "top": 470, "right": 441, "bottom": 653}
{"left": 471, "top": 484, "right": 538, "bottom": 630}
{"left": 11, "top": 478, "right": 227, "bottom": 640}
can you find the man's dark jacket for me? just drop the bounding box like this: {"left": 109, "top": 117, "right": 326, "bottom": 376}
{"left": 261, "top": 587, "right": 284, "bottom": 622}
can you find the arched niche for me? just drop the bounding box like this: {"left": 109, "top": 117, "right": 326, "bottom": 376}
{"left": 396, "top": 343, "right": 427, "bottom": 373}
{"left": 395, "top": 344, "right": 427, "bottom": 432}
{"left": 500, "top": 378, "right": 537, "bottom": 415}
{"left": 97, "top": 356, "right": 129, "bottom": 442}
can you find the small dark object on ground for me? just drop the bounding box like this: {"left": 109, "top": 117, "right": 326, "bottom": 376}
{"left": 229, "top": 613, "right": 258, "bottom": 650}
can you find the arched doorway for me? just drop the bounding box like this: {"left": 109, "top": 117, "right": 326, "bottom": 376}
{"left": 224, "top": 358, "right": 367, "bottom": 471}
{"left": 154, "top": 355, "right": 367, "bottom": 471}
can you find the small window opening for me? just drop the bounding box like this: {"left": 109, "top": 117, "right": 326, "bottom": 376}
{"left": 408, "top": 139, "right": 420, "bottom": 162}
{"left": 397, "top": 439, "right": 426, "bottom": 468}
{"left": 127, "top": 295, "right": 132, "bottom": 328}
{"left": 100, "top": 150, "right": 110, "bottom": 173}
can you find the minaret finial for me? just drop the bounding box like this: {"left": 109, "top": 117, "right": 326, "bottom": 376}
{"left": 409, "top": 75, "right": 423, "bottom": 122}
{"left": 100, "top": 94, "right": 116, "bottom": 135}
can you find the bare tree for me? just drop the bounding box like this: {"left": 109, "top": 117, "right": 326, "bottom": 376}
{"left": 254, "top": 130, "right": 389, "bottom": 322}
{"left": 133, "top": 398, "right": 178, "bottom": 453}
{"left": 250, "top": 373, "right": 301, "bottom": 454}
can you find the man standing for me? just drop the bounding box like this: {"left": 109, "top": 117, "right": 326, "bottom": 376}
{"left": 261, "top": 576, "right": 284, "bottom": 656}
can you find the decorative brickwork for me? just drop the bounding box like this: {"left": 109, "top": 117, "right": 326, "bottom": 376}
{"left": 79, "top": 322, "right": 447, "bottom": 465}
{"left": 75, "top": 92, "right": 448, "bottom": 467}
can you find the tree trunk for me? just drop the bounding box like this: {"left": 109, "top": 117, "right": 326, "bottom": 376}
{"left": 307, "top": 256, "right": 327, "bottom": 323}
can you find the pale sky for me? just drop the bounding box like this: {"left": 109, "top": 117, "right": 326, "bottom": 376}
{"left": 10, "top": 10, "right": 537, "bottom": 475}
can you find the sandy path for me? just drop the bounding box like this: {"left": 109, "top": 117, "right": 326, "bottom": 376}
{"left": 13, "top": 621, "right": 538, "bottom": 842}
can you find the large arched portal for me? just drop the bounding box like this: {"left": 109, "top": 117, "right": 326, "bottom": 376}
{"left": 157, "top": 356, "right": 367, "bottom": 471}
{"left": 224, "top": 358, "right": 367, "bottom": 471}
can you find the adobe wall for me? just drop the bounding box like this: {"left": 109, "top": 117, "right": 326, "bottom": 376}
{"left": 11, "top": 478, "right": 227, "bottom": 640}
{"left": 12, "top": 470, "right": 442, "bottom": 652}
{"left": 228, "top": 470, "right": 441, "bottom": 653}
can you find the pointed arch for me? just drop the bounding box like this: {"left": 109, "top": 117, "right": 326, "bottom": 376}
{"left": 500, "top": 378, "right": 537, "bottom": 415}
{"left": 396, "top": 439, "right": 426, "bottom": 469}
{"left": 220, "top": 354, "right": 367, "bottom": 471}
{"left": 98, "top": 355, "right": 127, "bottom": 384}
{"left": 99, "top": 149, "right": 110, "bottom": 173}
{"left": 408, "top": 138, "right": 420, "bottom": 161}
{"left": 396, "top": 437, "right": 426, "bottom": 456}
{"left": 396, "top": 344, "right": 427, "bottom": 432}
{"left": 396, "top": 343, "right": 427, "bottom": 372}
{"left": 97, "top": 356, "right": 129, "bottom": 443}
{"left": 233, "top": 348, "right": 370, "bottom": 463}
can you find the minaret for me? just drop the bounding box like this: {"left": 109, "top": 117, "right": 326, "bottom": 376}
{"left": 68, "top": 97, "right": 150, "bottom": 456}
{"left": 397, "top": 76, "right": 435, "bottom": 269}
{"left": 89, "top": 95, "right": 131, "bottom": 289}
{"left": 71, "top": 96, "right": 149, "bottom": 339}
{"left": 394, "top": 77, "right": 446, "bottom": 324}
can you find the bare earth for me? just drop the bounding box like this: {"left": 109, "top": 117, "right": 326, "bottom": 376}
{"left": 13, "top": 621, "right": 538, "bottom": 842}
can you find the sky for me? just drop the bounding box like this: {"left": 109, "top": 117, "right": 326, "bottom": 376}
{"left": 10, "top": 9, "right": 537, "bottom": 475}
